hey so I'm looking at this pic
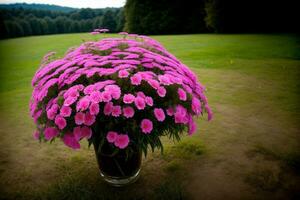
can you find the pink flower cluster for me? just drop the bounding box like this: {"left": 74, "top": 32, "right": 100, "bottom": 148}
{"left": 91, "top": 28, "right": 110, "bottom": 35}
{"left": 106, "top": 131, "right": 130, "bottom": 149}
{"left": 30, "top": 32, "right": 212, "bottom": 150}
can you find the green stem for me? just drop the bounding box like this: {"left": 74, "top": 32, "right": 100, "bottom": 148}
{"left": 113, "top": 158, "right": 126, "bottom": 177}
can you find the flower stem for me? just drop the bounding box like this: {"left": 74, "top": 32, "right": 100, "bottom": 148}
{"left": 113, "top": 158, "right": 125, "bottom": 176}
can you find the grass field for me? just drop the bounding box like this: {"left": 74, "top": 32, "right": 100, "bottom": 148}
{"left": 0, "top": 33, "right": 299, "bottom": 200}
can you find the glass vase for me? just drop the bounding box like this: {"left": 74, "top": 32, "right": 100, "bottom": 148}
{"left": 93, "top": 141, "right": 142, "bottom": 187}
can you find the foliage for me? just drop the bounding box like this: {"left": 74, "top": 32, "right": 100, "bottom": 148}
{"left": 0, "top": 7, "right": 125, "bottom": 38}
{"left": 124, "top": 0, "right": 207, "bottom": 34}
{"left": 204, "top": 0, "right": 299, "bottom": 33}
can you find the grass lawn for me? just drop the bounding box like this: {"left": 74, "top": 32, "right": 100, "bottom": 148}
{"left": 0, "top": 33, "right": 299, "bottom": 199}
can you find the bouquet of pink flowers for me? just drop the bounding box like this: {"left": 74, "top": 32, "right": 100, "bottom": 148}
{"left": 30, "top": 32, "right": 212, "bottom": 155}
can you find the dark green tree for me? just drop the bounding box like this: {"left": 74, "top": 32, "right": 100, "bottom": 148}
{"left": 102, "top": 10, "right": 117, "bottom": 32}
{"left": 124, "top": 0, "right": 207, "bottom": 34}
{"left": 19, "top": 19, "right": 32, "bottom": 35}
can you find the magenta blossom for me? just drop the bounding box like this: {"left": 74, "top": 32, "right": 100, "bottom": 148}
{"left": 55, "top": 115, "right": 67, "bottom": 129}
{"left": 178, "top": 88, "right": 187, "bottom": 101}
{"left": 63, "top": 133, "right": 80, "bottom": 149}
{"left": 145, "top": 96, "right": 153, "bottom": 106}
{"left": 76, "top": 96, "right": 90, "bottom": 112}
{"left": 107, "top": 131, "right": 118, "bottom": 143}
{"left": 134, "top": 96, "right": 146, "bottom": 110}
{"left": 123, "top": 94, "right": 135, "bottom": 104}
{"left": 112, "top": 105, "right": 122, "bottom": 117}
{"left": 130, "top": 74, "right": 142, "bottom": 85}
{"left": 44, "top": 127, "right": 59, "bottom": 140}
{"left": 104, "top": 102, "right": 114, "bottom": 115}
{"left": 84, "top": 112, "right": 96, "bottom": 126}
{"left": 89, "top": 103, "right": 100, "bottom": 115}
{"left": 90, "top": 91, "right": 102, "bottom": 103}
{"left": 75, "top": 112, "right": 85, "bottom": 125}
{"left": 60, "top": 106, "right": 72, "bottom": 117}
{"left": 141, "top": 119, "right": 153, "bottom": 134}
{"left": 118, "top": 70, "right": 129, "bottom": 78}
{"left": 114, "top": 134, "right": 130, "bottom": 149}
{"left": 74, "top": 126, "right": 92, "bottom": 141}
{"left": 166, "top": 107, "right": 174, "bottom": 116}
{"left": 123, "top": 106, "right": 135, "bottom": 118}
{"left": 154, "top": 108, "right": 165, "bottom": 122}
{"left": 157, "top": 87, "right": 166, "bottom": 97}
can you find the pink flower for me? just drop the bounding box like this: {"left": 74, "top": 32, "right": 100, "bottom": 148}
{"left": 205, "top": 104, "right": 213, "bottom": 121}
{"left": 191, "top": 97, "right": 201, "bottom": 115}
{"left": 154, "top": 108, "right": 165, "bottom": 122}
{"left": 33, "top": 131, "right": 40, "bottom": 140}
{"left": 47, "top": 109, "right": 56, "bottom": 120}
{"left": 157, "top": 87, "right": 166, "bottom": 97}
{"left": 74, "top": 126, "right": 92, "bottom": 140}
{"left": 166, "top": 107, "right": 174, "bottom": 116}
{"left": 76, "top": 96, "right": 90, "bottom": 111}
{"left": 188, "top": 117, "right": 197, "bottom": 135}
{"left": 44, "top": 127, "right": 59, "bottom": 140}
{"left": 101, "top": 91, "right": 112, "bottom": 102}
{"left": 118, "top": 70, "right": 129, "bottom": 78}
{"left": 83, "top": 85, "right": 96, "bottom": 95}
{"left": 81, "top": 126, "right": 93, "bottom": 139}
{"left": 73, "top": 126, "right": 82, "bottom": 141}
{"left": 107, "top": 131, "right": 118, "bottom": 143}
{"left": 140, "top": 119, "right": 153, "bottom": 134}
{"left": 75, "top": 112, "right": 85, "bottom": 125}
{"left": 112, "top": 106, "right": 122, "bottom": 117}
{"left": 158, "top": 75, "right": 171, "bottom": 85}
{"left": 89, "top": 103, "right": 100, "bottom": 115}
{"left": 64, "top": 88, "right": 79, "bottom": 99}
{"left": 104, "top": 102, "right": 114, "bottom": 115}
{"left": 114, "top": 134, "right": 130, "bottom": 149}
{"left": 90, "top": 91, "right": 102, "bottom": 103}
{"left": 60, "top": 106, "right": 72, "bottom": 117}
{"left": 55, "top": 115, "right": 67, "bottom": 129}
{"left": 148, "top": 79, "right": 160, "bottom": 89}
{"left": 134, "top": 96, "right": 146, "bottom": 110}
{"left": 145, "top": 96, "right": 153, "bottom": 106}
{"left": 123, "top": 94, "right": 135, "bottom": 104}
{"left": 123, "top": 106, "right": 135, "bottom": 118}
{"left": 174, "top": 105, "right": 188, "bottom": 124}
{"left": 130, "top": 74, "right": 142, "bottom": 85}
{"left": 105, "top": 85, "right": 121, "bottom": 100}
{"left": 137, "top": 91, "right": 146, "bottom": 98}
{"left": 178, "top": 88, "right": 187, "bottom": 101}
{"left": 64, "top": 97, "right": 77, "bottom": 106}
{"left": 63, "top": 133, "right": 80, "bottom": 149}
{"left": 84, "top": 112, "right": 96, "bottom": 126}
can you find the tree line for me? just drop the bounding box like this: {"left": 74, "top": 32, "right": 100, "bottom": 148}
{"left": 1, "top": 0, "right": 298, "bottom": 39}
{"left": 0, "top": 7, "right": 125, "bottom": 38}
{"left": 124, "top": 0, "right": 299, "bottom": 34}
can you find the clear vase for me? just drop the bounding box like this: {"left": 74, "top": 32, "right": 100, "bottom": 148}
{"left": 93, "top": 141, "right": 142, "bottom": 187}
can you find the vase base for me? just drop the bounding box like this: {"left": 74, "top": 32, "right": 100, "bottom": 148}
{"left": 100, "top": 169, "right": 140, "bottom": 187}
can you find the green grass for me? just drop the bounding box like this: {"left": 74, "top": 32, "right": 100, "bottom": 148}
{"left": 0, "top": 33, "right": 300, "bottom": 199}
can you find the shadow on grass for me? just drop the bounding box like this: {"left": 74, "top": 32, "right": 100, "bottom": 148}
{"left": 244, "top": 167, "right": 282, "bottom": 192}
{"left": 33, "top": 170, "right": 186, "bottom": 200}
{"left": 246, "top": 144, "right": 300, "bottom": 173}
{"left": 37, "top": 139, "right": 204, "bottom": 200}
{"left": 244, "top": 144, "right": 300, "bottom": 198}
{"left": 0, "top": 139, "right": 205, "bottom": 200}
